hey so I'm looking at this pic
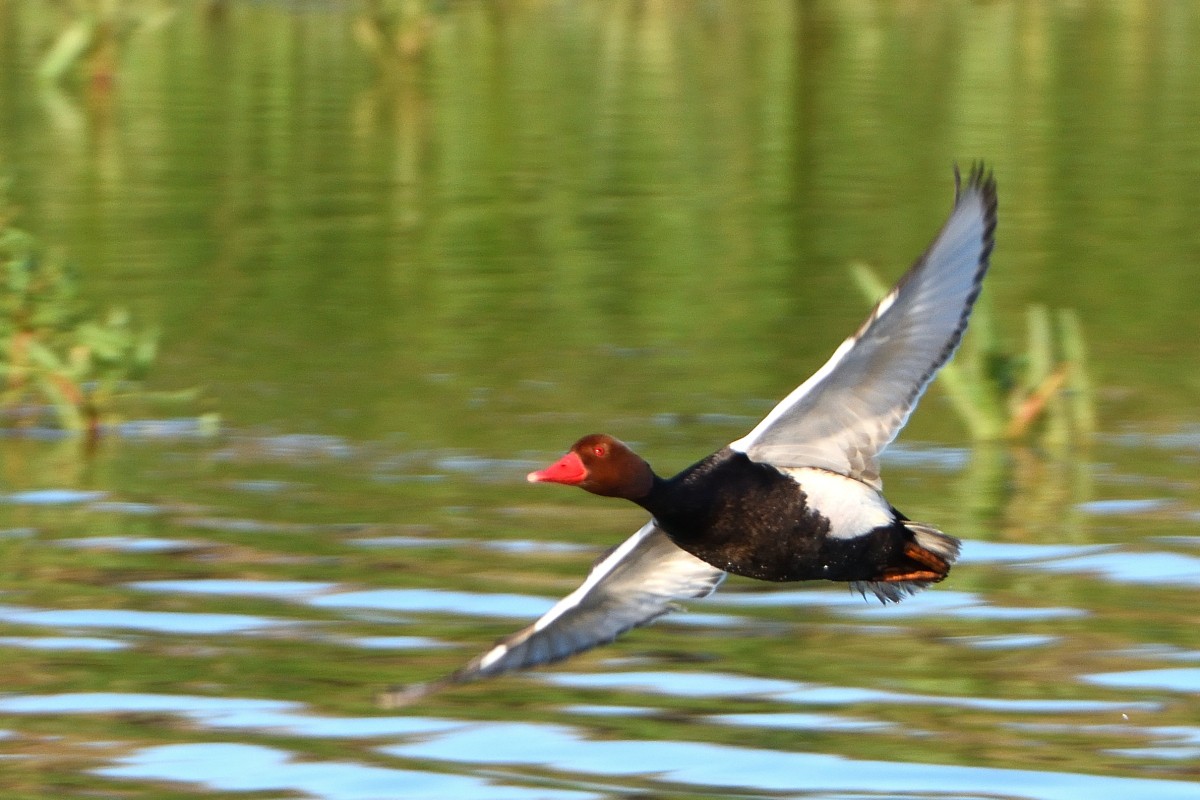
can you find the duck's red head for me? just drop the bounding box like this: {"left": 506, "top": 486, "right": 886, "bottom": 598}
{"left": 527, "top": 434, "right": 655, "bottom": 499}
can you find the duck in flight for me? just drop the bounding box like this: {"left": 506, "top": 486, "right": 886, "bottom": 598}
{"left": 382, "top": 165, "right": 997, "bottom": 707}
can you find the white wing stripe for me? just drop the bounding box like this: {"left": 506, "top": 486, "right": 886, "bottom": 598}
{"left": 531, "top": 521, "right": 658, "bottom": 633}
{"left": 439, "top": 523, "right": 725, "bottom": 685}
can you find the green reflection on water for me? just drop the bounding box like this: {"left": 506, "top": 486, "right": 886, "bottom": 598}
{"left": 1, "top": 2, "right": 1199, "bottom": 798}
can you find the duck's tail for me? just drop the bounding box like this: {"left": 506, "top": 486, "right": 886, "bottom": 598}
{"left": 851, "top": 521, "right": 961, "bottom": 604}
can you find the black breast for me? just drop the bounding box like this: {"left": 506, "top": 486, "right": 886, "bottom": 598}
{"left": 638, "top": 449, "right": 831, "bottom": 581}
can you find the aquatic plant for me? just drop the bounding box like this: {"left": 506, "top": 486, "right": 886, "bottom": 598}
{"left": 0, "top": 181, "right": 158, "bottom": 436}
{"left": 851, "top": 262, "right": 1095, "bottom": 444}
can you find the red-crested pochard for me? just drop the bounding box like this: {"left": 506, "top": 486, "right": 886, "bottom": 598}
{"left": 383, "top": 165, "right": 997, "bottom": 706}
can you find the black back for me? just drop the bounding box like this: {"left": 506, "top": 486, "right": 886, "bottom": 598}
{"left": 638, "top": 449, "right": 903, "bottom": 582}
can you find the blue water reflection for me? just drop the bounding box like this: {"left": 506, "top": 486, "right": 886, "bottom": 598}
{"left": 708, "top": 711, "right": 898, "bottom": 733}
{"left": 0, "top": 693, "right": 297, "bottom": 716}
{"left": 1007, "top": 722, "right": 1200, "bottom": 763}
{"left": 1082, "top": 668, "right": 1200, "bottom": 694}
{"left": 125, "top": 579, "right": 743, "bottom": 629}
{"left": 1, "top": 693, "right": 593, "bottom": 797}
{"left": 0, "top": 636, "right": 128, "bottom": 651}
{"left": 849, "top": 590, "right": 1083, "bottom": 621}
{"left": 541, "top": 671, "right": 1160, "bottom": 714}
{"left": 959, "top": 542, "right": 1113, "bottom": 564}
{"left": 713, "top": 586, "right": 1082, "bottom": 621}
{"left": 128, "top": 579, "right": 339, "bottom": 599}
{"left": 2, "top": 490, "right": 108, "bottom": 505}
{"left": 951, "top": 634, "right": 1060, "bottom": 650}
{"left": 1105, "top": 723, "right": 1200, "bottom": 761}
{"left": 1113, "top": 645, "right": 1200, "bottom": 663}
{"left": 309, "top": 588, "right": 554, "bottom": 618}
{"left": 382, "top": 718, "right": 1200, "bottom": 800}
{"left": 57, "top": 536, "right": 204, "bottom": 553}
{"left": 0, "top": 692, "right": 460, "bottom": 740}
{"left": 87, "top": 501, "right": 164, "bottom": 515}
{"left": 97, "top": 742, "right": 596, "bottom": 800}
{"left": 0, "top": 604, "right": 287, "bottom": 635}
{"left": 1077, "top": 499, "right": 1173, "bottom": 516}
{"left": 349, "top": 535, "right": 590, "bottom": 555}
{"left": 344, "top": 636, "right": 449, "bottom": 650}
{"left": 1028, "top": 551, "right": 1200, "bottom": 588}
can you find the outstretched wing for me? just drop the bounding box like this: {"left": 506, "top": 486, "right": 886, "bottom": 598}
{"left": 730, "top": 165, "right": 997, "bottom": 488}
{"left": 380, "top": 522, "right": 725, "bottom": 707}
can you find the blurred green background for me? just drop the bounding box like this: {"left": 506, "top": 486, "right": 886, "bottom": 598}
{"left": 2, "top": 1, "right": 1199, "bottom": 447}
{"left": 1, "top": 2, "right": 1198, "bottom": 798}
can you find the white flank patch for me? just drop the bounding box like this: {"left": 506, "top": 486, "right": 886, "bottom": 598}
{"left": 781, "top": 468, "right": 893, "bottom": 539}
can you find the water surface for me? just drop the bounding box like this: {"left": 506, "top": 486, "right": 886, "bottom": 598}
{"left": 0, "top": 2, "right": 1198, "bottom": 799}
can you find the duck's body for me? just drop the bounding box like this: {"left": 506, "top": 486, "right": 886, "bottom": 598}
{"left": 649, "top": 451, "right": 953, "bottom": 588}
{"left": 381, "top": 165, "right": 996, "bottom": 707}
{"left": 648, "top": 449, "right": 859, "bottom": 583}
{"left": 535, "top": 435, "right": 958, "bottom": 597}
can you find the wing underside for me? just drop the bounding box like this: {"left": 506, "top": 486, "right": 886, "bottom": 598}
{"left": 731, "top": 165, "right": 998, "bottom": 487}
{"left": 380, "top": 522, "right": 725, "bottom": 706}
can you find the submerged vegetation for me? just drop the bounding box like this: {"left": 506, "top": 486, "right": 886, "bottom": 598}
{"left": 0, "top": 180, "right": 159, "bottom": 437}
{"left": 851, "top": 263, "right": 1096, "bottom": 444}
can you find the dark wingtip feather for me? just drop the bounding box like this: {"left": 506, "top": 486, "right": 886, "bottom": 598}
{"left": 947, "top": 160, "right": 998, "bottom": 291}
{"left": 946, "top": 161, "right": 998, "bottom": 361}
{"left": 953, "top": 161, "right": 996, "bottom": 200}
{"left": 377, "top": 679, "right": 447, "bottom": 709}
{"left": 957, "top": 162, "right": 999, "bottom": 259}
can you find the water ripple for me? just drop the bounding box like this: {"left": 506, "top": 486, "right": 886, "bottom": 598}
{"left": 0, "top": 604, "right": 287, "bottom": 635}
{"left": 382, "top": 717, "right": 1199, "bottom": 800}
{"left": 0, "top": 635, "right": 128, "bottom": 652}
{"left": 96, "top": 742, "right": 595, "bottom": 800}
{"left": 128, "top": 579, "right": 339, "bottom": 599}
{"left": 1027, "top": 551, "right": 1200, "bottom": 588}
{"left": 57, "top": 536, "right": 204, "bottom": 553}
{"left": 1081, "top": 668, "right": 1200, "bottom": 693}
{"left": 2, "top": 489, "right": 108, "bottom": 505}
{"left": 541, "top": 671, "right": 1161, "bottom": 714}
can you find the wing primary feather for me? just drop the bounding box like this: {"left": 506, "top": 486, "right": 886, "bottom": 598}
{"left": 730, "top": 165, "right": 997, "bottom": 484}
{"left": 378, "top": 522, "right": 725, "bottom": 708}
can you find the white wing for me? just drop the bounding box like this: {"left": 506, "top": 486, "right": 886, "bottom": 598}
{"left": 380, "top": 522, "right": 725, "bottom": 706}
{"left": 730, "top": 165, "right": 997, "bottom": 488}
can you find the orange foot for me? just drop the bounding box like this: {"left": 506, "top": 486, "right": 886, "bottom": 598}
{"left": 902, "top": 541, "right": 950, "bottom": 574}
{"left": 880, "top": 568, "right": 944, "bottom": 583}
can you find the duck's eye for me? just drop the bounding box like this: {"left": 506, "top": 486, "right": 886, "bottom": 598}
{"left": 593, "top": 445, "right": 607, "bottom": 458}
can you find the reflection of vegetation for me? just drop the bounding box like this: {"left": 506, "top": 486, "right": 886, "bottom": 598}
{"left": 354, "top": 0, "right": 434, "bottom": 68}
{"left": 37, "top": 0, "right": 176, "bottom": 86}
{"left": 952, "top": 443, "right": 1095, "bottom": 548}
{"left": 0, "top": 1, "right": 1195, "bottom": 445}
{"left": 852, "top": 263, "right": 1096, "bottom": 444}
{"left": 0, "top": 181, "right": 158, "bottom": 437}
